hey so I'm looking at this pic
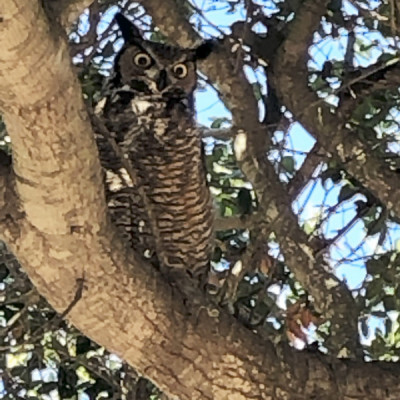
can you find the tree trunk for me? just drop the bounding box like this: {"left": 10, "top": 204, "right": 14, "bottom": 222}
{"left": 0, "top": 1, "right": 400, "bottom": 399}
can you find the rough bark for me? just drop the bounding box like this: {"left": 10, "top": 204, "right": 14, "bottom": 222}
{"left": 1, "top": 1, "right": 400, "bottom": 399}
{"left": 45, "top": 0, "right": 95, "bottom": 29}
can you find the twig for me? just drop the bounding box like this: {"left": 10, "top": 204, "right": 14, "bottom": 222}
{"left": 307, "top": 58, "right": 400, "bottom": 117}
{"left": 0, "top": 275, "right": 86, "bottom": 352}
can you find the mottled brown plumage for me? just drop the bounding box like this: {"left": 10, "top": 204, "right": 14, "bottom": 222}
{"left": 95, "top": 13, "right": 214, "bottom": 281}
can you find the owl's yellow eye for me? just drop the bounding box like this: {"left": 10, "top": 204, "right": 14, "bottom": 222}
{"left": 173, "top": 63, "right": 188, "bottom": 79}
{"left": 133, "top": 53, "right": 152, "bottom": 68}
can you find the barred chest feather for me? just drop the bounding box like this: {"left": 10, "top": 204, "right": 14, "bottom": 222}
{"left": 99, "top": 90, "right": 214, "bottom": 279}
{"left": 122, "top": 96, "right": 171, "bottom": 149}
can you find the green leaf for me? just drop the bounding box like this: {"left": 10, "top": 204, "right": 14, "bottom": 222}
{"left": 150, "top": 30, "right": 166, "bottom": 43}
{"left": 366, "top": 256, "right": 388, "bottom": 275}
{"left": 366, "top": 278, "right": 384, "bottom": 301}
{"left": 237, "top": 188, "right": 253, "bottom": 215}
{"left": 37, "top": 382, "right": 58, "bottom": 394}
{"left": 211, "top": 117, "right": 230, "bottom": 129}
{"left": 365, "top": 214, "right": 386, "bottom": 237}
{"left": 303, "top": 221, "right": 315, "bottom": 235}
{"left": 281, "top": 156, "right": 295, "bottom": 174}
{"left": 385, "top": 317, "right": 392, "bottom": 335}
{"left": 320, "top": 167, "right": 342, "bottom": 186}
{"left": 338, "top": 184, "right": 357, "bottom": 203}
{"left": 395, "top": 285, "right": 400, "bottom": 300}
{"left": 252, "top": 82, "right": 263, "bottom": 101}
{"left": 10, "top": 366, "right": 27, "bottom": 377}
{"left": 382, "top": 267, "right": 396, "bottom": 284}
{"left": 383, "top": 295, "right": 397, "bottom": 311}
{"left": 309, "top": 75, "right": 327, "bottom": 92}
{"left": 76, "top": 336, "right": 93, "bottom": 355}
{"left": 360, "top": 317, "right": 369, "bottom": 337}
{"left": 359, "top": 41, "right": 378, "bottom": 53}
{"left": 102, "top": 41, "right": 115, "bottom": 58}
{"left": 0, "top": 263, "right": 9, "bottom": 282}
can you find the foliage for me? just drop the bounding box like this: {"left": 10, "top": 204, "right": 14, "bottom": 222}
{"left": 2, "top": 0, "right": 400, "bottom": 398}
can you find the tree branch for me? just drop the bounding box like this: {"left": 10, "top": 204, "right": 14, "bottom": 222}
{"left": 45, "top": 0, "right": 96, "bottom": 29}
{"left": 235, "top": 135, "right": 361, "bottom": 355}
{"left": 271, "top": 0, "right": 400, "bottom": 218}
{"left": 2, "top": 1, "right": 400, "bottom": 399}
{"left": 288, "top": 143, "right": 323, "bottom": 201}
{"left": 199, "top": 126, "right": 235, "bottom": 140}
{"left": 349, "top": 0, "right": 400, "bottom": 36}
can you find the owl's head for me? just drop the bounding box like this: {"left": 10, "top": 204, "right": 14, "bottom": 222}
{"left": 114, "top": 13, "right": 213, "bottom": 99}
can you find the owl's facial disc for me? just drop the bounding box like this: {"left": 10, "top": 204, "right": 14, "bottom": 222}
{"left": 118, "top": 42, "right": 197, "bottom": 97}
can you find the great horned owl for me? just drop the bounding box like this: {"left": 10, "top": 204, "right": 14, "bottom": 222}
{"left": 96, "top": 13, "right": 214, "bottom": 283}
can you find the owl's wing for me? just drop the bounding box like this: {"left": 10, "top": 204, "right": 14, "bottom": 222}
{"left": 93, "top": 77, "right": 137, "bottom": 169}
{"left": 91, "top": 82, "right": 160, "bottom": 266}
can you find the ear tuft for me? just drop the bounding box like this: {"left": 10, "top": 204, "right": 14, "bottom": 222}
{"left": 115, "top": 13, "right": 142, "bottom": 43}
{"left": 195, "top": 40, "right": 214, "bottom": 60}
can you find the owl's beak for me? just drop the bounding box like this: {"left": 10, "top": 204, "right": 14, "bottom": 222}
{"left": 156, "top": 70, "right": 169, "bottom": 92}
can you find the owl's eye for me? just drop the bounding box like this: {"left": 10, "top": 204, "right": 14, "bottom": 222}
{"left": 133, "top": 53, "right": 152, "bottom": 68}
{"left": 173, "top": 63, "right": 188, "bottom": 79}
